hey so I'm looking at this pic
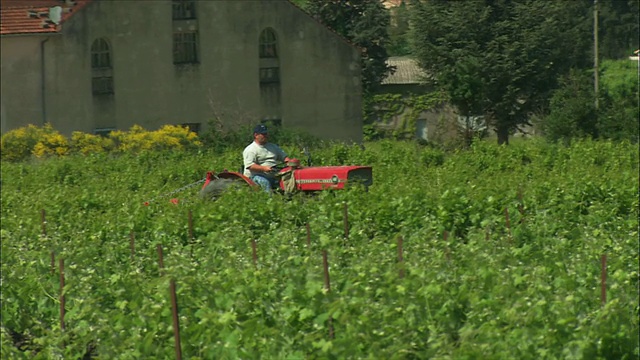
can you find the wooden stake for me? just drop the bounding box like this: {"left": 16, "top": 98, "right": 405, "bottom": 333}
{"left": 129, "top": 231, "right": 136, "bottom": 262}
{"left": 343, "top": 203, "right": 349, "bottom": 240}
{"left": 40, "top": 209, "right": 47, "bottom": 237}
{"left": 169, "top": 279, "right": 183, "bottom": 360}
{"left": 251, "top": 239, "right": 258, "bottom": 268}
{"left": 601, "top": 254, "right": 607, "bottom": 306}
{"left": 59, "top": 258, "right": 65, "bottom": 332}
{"left": 504, "top": 208, "right": 512, "bottom": 240}
{"left": 397, "top": 235, "right": 405, "bottom": 279}
{"left": 322, "top": 250, "right": 334, "bottom": 339}
{"left": 188, "top": 210, "right": 194, "bottom": 241}
{"left": 443, "top": 231, "right": 451, "bottom": 261}
{"left": 157, "top": 244, "right": 165, "bottom": 276}
{"left": 188, "top": 210, "right": 195, "bottom": 258}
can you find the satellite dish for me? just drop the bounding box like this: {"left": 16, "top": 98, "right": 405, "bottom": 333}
{"left": 49, "top": 6, "right": 62, "bottom": 25}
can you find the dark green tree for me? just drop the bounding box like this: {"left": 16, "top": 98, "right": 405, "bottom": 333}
{"left": 387, "top": 1, "right": 411, "bottom": 56}
{"left": 597, "top": 59, "right": 639, "bottom": 142}
{"left": 538, "top": 69, "right": 598, "bottom": 142}
{"left": 598, "top": 0, "right": 639, "bottom": 59}
{"left": 306, "top": 0, "right": 393, "bottom": 95}
{"left": 410, "top": 0, "right": 592, "bottom": 144}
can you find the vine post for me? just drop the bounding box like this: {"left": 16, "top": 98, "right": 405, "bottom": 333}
{"left": 42, "top": 209, "right": 55, "bottom": 274}
{"left": 59, "top": 258, "right": 65, "bottom": 334}
{"left": 443, "top": 231, "right": 451, "bottom": 262}
{"left": 517, "top": 188, "right": 525, "bottom": 222}
{"left": 322, "top": 250, "right": 334, "bottom": 339}
{"left": 397, "top": 235, "right": 405, "bottom": 279}
{"left": 251, "top": 239, "right": 258, "bottom": 268}
{"left": 157, "top": 244, "right": 165, "bottom": 276}
{"left": 343, "top": 203, "right": 349, "bottom": 241}
{"left": 188, "top": 210, "right": 194, "bottom": 242}
{"left": 40, "top": 209, "right": 47, "bottom": 237}
{"left": 504, "top": 208, "right": 512, "bottom": 241}
{"left": 188, "top": 210, "right": 195, "bottom": 258}
{"left": 601, "top": 254, "right": 607, "bottom": 306}
{"left": 129, "top": 231, "right": 136, "bottom": 263}
{"left": 169, "top": 279, "right": 183, "bottom": 360}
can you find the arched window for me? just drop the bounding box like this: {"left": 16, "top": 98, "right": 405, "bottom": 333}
{"left": 258, "top": 28, "right": 281, "bottom": 125}
{"left": 91, "top": 38, "right": 114, "bottom": 95}
{"left": 172, "top": 0, "right": 196, "bottom": 20}
{"left": 259, "top": 28, "right": 278, "bottom": 59}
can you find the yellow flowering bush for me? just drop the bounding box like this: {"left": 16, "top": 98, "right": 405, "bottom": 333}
{"left": 70, "top": 131, "right": 115, "bottom": 155}
{"left": 32, "top": 130, "right": 70, "bottom": 158}
{"left": 1, "top": 124, "right": 58, "bottom": 161}
{"left": 1, "top": 123, "right": 202, "bottom": 162}
{"left": 110, "top": 125, "right": 201, "bottom": 152}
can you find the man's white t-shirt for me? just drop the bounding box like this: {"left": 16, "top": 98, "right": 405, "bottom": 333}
{"left": 242, "top": 141, "right": 287, "bottom": 178}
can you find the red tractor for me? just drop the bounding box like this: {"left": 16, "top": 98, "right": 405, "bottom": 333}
{"left": 199, "top": 158, "right": 373, "bottom": 200}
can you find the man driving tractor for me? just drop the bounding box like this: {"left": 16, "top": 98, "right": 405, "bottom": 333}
{"left": 243, "top": 124, "right": 290, "bottom": 192}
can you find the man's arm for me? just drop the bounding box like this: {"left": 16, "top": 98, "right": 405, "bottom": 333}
{"left": 246, "top": 163, "right": 272, "bottom": 172}
{"left": 278, "top": 146, "right": 289, "bottom": 163}
{"left": 244, "top": 146, "right": 274, "bottom": 173}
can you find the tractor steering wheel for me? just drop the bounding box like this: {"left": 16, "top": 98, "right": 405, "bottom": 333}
{"left": 268, "top": 162, "right": 287, "bottom": 174}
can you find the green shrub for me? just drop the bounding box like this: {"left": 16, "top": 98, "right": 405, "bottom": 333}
{"left": 1, "top": 124, "right": 202, "bottom": 162}
{"left": 538, "top": 69, "right": 598, "bottom": 142}
{"left": 1, "top": 123, "right": 61, "bottom": 161}
{"left": 109, "top": 125, "right": 202, "bottom": 153}
{"left": 70, "top": 131, "right": 115, "bottom": 155}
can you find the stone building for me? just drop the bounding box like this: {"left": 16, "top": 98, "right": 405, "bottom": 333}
{"left": 375, "top": 56, "right": 456, "bottom": 142}
{"left": 1, "top": 0, "right": 363, "bottom": 142}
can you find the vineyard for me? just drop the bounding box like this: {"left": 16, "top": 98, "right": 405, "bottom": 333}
{"left": 1, "top": 138, "right": 638, "bottom": 359}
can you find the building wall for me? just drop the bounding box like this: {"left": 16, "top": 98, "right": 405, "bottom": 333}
{"left": 0, "top": 0, "right": 363, "bottom": 142}
{"left": 374, "top": 83, "right": 457, "bottom": 143}
{"left": 0, "top": 35, "right": 48, "bottom": 131}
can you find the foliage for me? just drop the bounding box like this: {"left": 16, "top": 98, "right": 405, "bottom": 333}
{"left": 109, "top": 125, "right": 202, "bottom": 153}
{"left": 1, "top": 138, "right": 638, "bottom": 358}
{"left": 306, "top": 0, "right": 393, "bottom": 96}
{"left": 537, "top": 69, "right": 598, "bottom": 142}
{"left": 598, "top": 0, "right": 640, "bottom": 59}
{"left": 387, "top": 1, "right": 411, "bottom": 57}
{"left": 538, "top": 60, "right": 638, "bottom": 143}
{"left": 597, "top": 59, "right": 639, "bottom": 142}
{"left": 1, "top": 123, "right": 66, "bottom": 161}
{"left": 289, "top": 0, "right": 309, "bottom": 9}
{"left": 410, "top": 0, "right": 593, "bottom": 145}
{"left": 70, "top": 132, "right": 115, "bottom": 155}
{"left": 0, "top": 124, "right": 202, "bottom": 162}
{"left": 202, "top": 121, "right": 324, "bottom": 154}
{"left": 363, "top": 91, "right": 447, "bottom": 141}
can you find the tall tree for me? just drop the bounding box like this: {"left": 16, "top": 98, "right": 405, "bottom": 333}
{"left": 410, "top": 0, "right": 592, "bottom": 144}
{"left": 306, "top": 0, "right": 393, "bottom": 96}
{"left": 388, "top": 1, "right": 411, "bottom": 56}
{"left": 598, "top": 0, "right": 639, "bottom": 59}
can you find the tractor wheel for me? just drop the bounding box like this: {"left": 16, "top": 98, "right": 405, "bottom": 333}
{"left": 199, "top": 178, "right": 245, "bottom": 201}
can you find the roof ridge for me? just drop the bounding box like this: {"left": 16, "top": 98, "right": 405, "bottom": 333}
{"left": 284, "top": 0, "right": 363, "bottom": 53}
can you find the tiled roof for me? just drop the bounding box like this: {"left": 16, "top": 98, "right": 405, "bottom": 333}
{"left": 382, "top": 57, "right": 428, "bottom": 85}
{"left": 1, "top": 0, "right": 91, "bottom": 35}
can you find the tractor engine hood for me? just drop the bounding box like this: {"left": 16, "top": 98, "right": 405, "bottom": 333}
{"left": 289, "top": 166, "right": 373, "bottom": 191}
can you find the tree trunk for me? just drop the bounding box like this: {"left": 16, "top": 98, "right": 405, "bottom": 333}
{"left": 496, "top": 126, "right": 510, "bottom": 145}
